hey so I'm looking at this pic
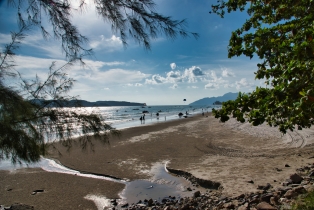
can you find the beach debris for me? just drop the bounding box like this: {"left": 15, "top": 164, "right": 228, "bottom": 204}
{"left": 285, "top": 164, "right": 290, "bottom": 167}
{"left": 248, "top": 180, "right": 254, "bottom": 184}
{"left": 31, "top": 189, "right": 44, "bottom": 195}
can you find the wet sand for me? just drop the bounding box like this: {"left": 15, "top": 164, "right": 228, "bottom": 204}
{"left": 2, "top": 113, "right": 314, "bottom": 209}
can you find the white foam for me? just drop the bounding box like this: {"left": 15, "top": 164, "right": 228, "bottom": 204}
{"left": 84, "top": 194, "right": 112, "bottom": 210}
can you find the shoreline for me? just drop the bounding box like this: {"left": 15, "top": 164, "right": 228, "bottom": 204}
{"left": 2, "top": 114, "right": 314, "bottom": 209}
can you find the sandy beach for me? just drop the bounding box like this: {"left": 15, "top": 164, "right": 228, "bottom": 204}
{"left": 2, "top": 113, "right": 314, "bottom": 209}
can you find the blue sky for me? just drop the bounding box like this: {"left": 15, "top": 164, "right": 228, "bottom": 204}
{"left": 0, "top": 0, "right": 264, "bottom": 105}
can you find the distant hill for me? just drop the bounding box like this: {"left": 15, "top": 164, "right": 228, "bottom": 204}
{"left": 31, "top": 99, "right": 146, "bottom": 107}
{"left": 189, "top": 92, "right": 239, "bottom": 106}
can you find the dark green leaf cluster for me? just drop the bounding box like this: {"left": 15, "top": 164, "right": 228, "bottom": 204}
{"left": 211, "top": 0, "right": 314, "bottom": 133}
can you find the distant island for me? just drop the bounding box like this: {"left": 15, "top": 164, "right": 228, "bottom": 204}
{"left": 31, "top": 99, "right": 146, "bottom": 107}
{"left": 189, "top": 92, "right": 239, "bottom": 105}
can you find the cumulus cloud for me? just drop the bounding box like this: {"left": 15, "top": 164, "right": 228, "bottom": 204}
{"left": 205, "top": 83, "right": 219, "bottom": 89}
{"left": 204, "top": 71, "right": 229, "bottom": 89}
{"left": 222, "top": 68, "right": 235, "bottom": 77}
{"left": 90, "top": 35, "right": 123, "bottom": 51}
{"left": 104, "top": 87, "right": 110, "bottom": 90}
{"left": 145, "top": 74, "right": 165, "bottom": 84}
{"left": 183, "top": 66, "right": 206, "bottom": 83}
{"left": 167, "top": 70, "right": 181, "bottom": 78}
{"left": 146, "top": 66, "right": 209, "bottom": 85}
{"left": 170, "top": 84, "right": 178, "bottom": 89}
{"left": 170, "top": 63, "right": 176, "bottom": 70}
{"left": 235, "top": 78, "right": 255, "bottom": 90}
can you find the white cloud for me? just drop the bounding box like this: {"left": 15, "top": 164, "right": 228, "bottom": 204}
{"left": 0, "top": 33, "right": 11, "bottom": 45}
{"left": 204, "top": 70, "right": 229, "bottom": 89}
{"left": 1, "top": 32, "right": 67, "bottom": 59}
{"left": 84, "top": 69, "right": 148, "bottom": 84}
{"left": 102, "top": 61, "right": 125, "bottom": 66}
{"left": 14, "top": 55, "right": 65, "bottom": 79}
{"left": 183, "top": 66, "right": 206, "bottom": 83}
{"left": 224, "top": 84, "right": 234, "bottom": 88}
{"left": 146, "top": 66, "right": 210, "bottom": 85}
{"left": 90, "top": 35, "right": 123, "bottom": 51}
{"left": 235, "top": 78, "right": 255, "bottom": 90}
{"left": 145, "top": 74, "right": 165, "bottom": 84}
{"left": 11, "top": 55, "right": 150, "bottom": 94}
{"left": 125, "top": 83, "right": 143, "bottom": 87}
{"left": 104, "top": 87, "right": 110, "bottom": 90}
{"left": 170, "top": 63, "right": 176, "bottom": 69}
{"left": 221, "top": 68, "right": 235, "bottom": 77}
{"left": 170, "top": 84, "right": 178, "bottom": 89}
{"left": 205, "top": 83, "right": 219, "bottom": 89}
{"left": 167, "top": 70, "right": 181, "bottom": 78}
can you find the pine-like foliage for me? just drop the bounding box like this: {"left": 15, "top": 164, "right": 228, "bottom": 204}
{"left": 1, "top": 0, "right": 198, "bottom": 163}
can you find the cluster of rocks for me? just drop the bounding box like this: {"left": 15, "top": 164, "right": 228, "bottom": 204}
{"left": 166, "top": 167, "right": 221, "bottom": 190}
{"left": 3, "top": 163, "right": 314, "bottom": 210}
{"left": 113, "top": 163, "right": 314, "bottom": 210}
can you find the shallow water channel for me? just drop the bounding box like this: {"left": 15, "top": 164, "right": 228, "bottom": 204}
{"left": 0, "top": 158, "right": 196, "bottom": 209}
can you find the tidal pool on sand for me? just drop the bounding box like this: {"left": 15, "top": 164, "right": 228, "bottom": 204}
{"left": 119, "top": 161, "right": 195, "bottom": 205}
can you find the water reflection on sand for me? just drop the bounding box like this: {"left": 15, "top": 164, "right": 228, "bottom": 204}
{"left": 0, "top": 158, "right": 195, "bottom": 209}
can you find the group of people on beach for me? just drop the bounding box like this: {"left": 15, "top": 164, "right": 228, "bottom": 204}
{"left": 140, "top": 112, "right": 166, "bottom": 124}
{"left": 140, "top": 114, "right": 145, "bottom": 121}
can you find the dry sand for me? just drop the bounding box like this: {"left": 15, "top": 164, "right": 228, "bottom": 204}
{"left": 2, "top": 113, "right": 314, "bottom": 209}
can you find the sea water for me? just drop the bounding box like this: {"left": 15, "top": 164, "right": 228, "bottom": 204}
{"left": 95, "top": 104, "right": 213, "bottom": 129}
{"left": 0, "top": 104, "right": 216, "bottom": 170}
